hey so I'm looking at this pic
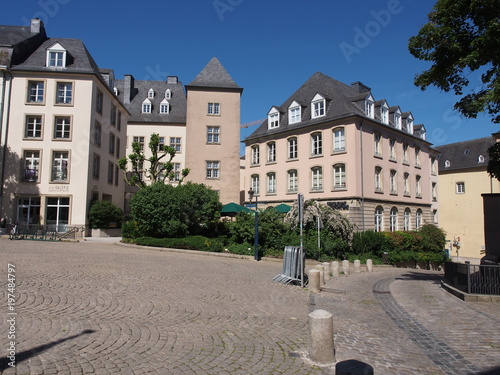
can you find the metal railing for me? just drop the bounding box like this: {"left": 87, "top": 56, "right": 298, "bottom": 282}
{"left": 444, "top": 261, "right": 500, "bottom": 295}
{"left": 6, "top": 223, "right": 85, "bottom": 241}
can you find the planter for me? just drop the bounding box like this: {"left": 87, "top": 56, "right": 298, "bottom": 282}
{"left": 91, "top": 228, "right": 122, "bottom": 237}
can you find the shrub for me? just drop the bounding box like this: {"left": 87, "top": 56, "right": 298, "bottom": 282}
{"left": 121, "top": 220, "right": 141, "bottom": 239}
{"left": 131, "top": 236, "right": 223, "bottom": 252}
{"left": 352, "top": 231, "right": 390, "bottom": 257}
{"left": 88, "top": 200, "right": 123, "bottom": 229}
{"left": 227, "top": 242, "right": 255, "bottom": 256}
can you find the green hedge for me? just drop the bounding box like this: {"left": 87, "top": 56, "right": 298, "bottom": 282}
{"left": 131, "top": 236, "right": 224, "bottom": 252}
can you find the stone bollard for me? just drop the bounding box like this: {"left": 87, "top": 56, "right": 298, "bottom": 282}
{"left": 366, "top": 259, "right": 373, "bottom": 273}
{"left": 335, "top": 359, "right": 374, "bottom": 375}
{"left": 315, "top": 265, "right": 325, "bottom": 285}
{"left": 308, "top": 269, "right": 321, "bottom": 293}
{"left": 322, "top": 262, "right": 331, "bottom": 280}
{"left": 342, "top": 260, "right": 350, "bottom": 275}
{"left": 354, "top": 259, "right": 361, "bottom": 273}
{"left": 308, "top": 309, "right": 335, "bottom": 364}
{"left": 331, "top": 261, "right": 339, "bottom": 277}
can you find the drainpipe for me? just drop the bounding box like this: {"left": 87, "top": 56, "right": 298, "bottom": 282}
{"left": 360, "top": 120, "right": 365, "bottom": 231}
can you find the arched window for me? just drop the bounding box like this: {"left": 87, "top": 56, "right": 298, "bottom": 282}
{"left": 288, "top": 137, "right": 298, "bottom": 160}
{"left": 148, "top": 88, "right": 155, "bottom": 99}
{"left": 390, "top": 207, "right": 398, "bottom": 232}
{"left": 311, "top": 132, "right": 323, "bottom": 156}
{"left": 375, "top": 167, "right": 383, "bottom": 192}
{"left": 311, "top": 166, "right": 323, "bottom": 191}
{"left": 375, "top": 206, "right": 384, "bottom": 232}
{"left": 416, "top": 209, "right": 423, "bottom": 229}
{"left": 251, "top": 175, "right": 260, "bottom": 195}
{"left": 333, "top": 163, "right": 346, "bottom": 189}
{"left": 288, "top": 170, "right": 298, "bottom": 193}
{"left": 333, "top": 127, "right": 345, "bottom": 152}
{"left": 404, "top": 208, "right": 411, "bottom": 231}
{"left": 267, "top": 172, "right": 276, "bottom": 194}
{"left": 165, "top": 89, "right": 172, "bottom": 99}
{"left": 267, "top": 142, "right": 276, "bottom": 163}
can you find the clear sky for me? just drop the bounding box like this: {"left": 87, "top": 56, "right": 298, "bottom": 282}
{"left": 3, "top": 0, "right": 498, "bottom": 152}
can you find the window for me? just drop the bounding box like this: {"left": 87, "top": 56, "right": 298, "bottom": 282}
{"left": 312, "top": 94, "right": 326, "bottom": 118}
{"left": 394, "top": 112, "right": 402, "bottom": 129}
{"left": 251, "top": 174, "right": 260, "bottom": 195}
{"left": 288, "top": 170, "right": 298, "bottom": 193}
{"left": 416, "top": 175, "right": 422, "bottom": 197}
{"left": 207, "top": 126, "right": 220, "bottom": 143}
{"left": 148, "top": 88, "right": 155, "bottom": 99}
{"left": 311, "top": 132, "right": 323, "bottom": 156}
{"left": 96, "top": 90, "right": 103, "bottom": 114}
{"left": 172, "top": 163, "right": 181, "bottom": 182}
{"left": 206, "top": 161, "right": 220, "bottom": 179}
{"left": 94, "top": 122, "right": 102, "bottom": 146}
{"left": 433, "top": 210, "right": 438, "bottom": 224}
{"left": 47, "top": 43, "right": 66, "bottom": 67}
{"left": 405, "top": 115, "right": 414, "bottom": 134}
{"left": 54, "top": 116, "right": 71, "bottom": 139}
{"left": 374, "top": 134, "right": 382, "bottom": 157}
{"left": 208, "top": 102, "right": 220, "bottom": 115}
{"left": 160, "top": 99, "right": 170, "bottom": 114}
{"left": 267, "top": 172, "right": 276, "bottom": 194}
{"left": 46, "top": 197, "right": 70, "bottom": 231}
{"left": 389, "top": 139, "right": 396, "bottom": 160}
{"left": 268, "top": 109, "right": 279, "bottom": 129}
{"left": 311, "top": 167, "right": 323, "bottom": 191}
{"left": 56, "top": 82, "right": 72, "bottom": 104}
{"left": 431, "top": 158, "right": 437, "bottom": 174}
{"left": 115, "top": 165, "right": 119, "bottom": 186}
{"left": 289, "top": 103, "right": 301, "bottom": 124}
{"left": 108, "top": 162, "right": 114, "bottom": 184}
{"left": 165, "top": 89, "right": 171, "bottom": 99}
{"left": 404, "top": 208, "right": 411, "bottom": 231}
{"left": 333, "top": 127, "right": 345, "bottom": 152}
{"left": 445, "top": 160, "right": 451, "bottom": 168}
{"left": 28, "top": 81, "right": 44, "bottom": 103}
{"left": 92, "top": 154, "right": 100, "bottom": 179}
{"left": 288, "top": 137, "right": 298, "bottom": 159}
{"left": 110, "top": 104, "right": 117, "bottom": 126}
{"left": 251, "top": 145, "right": 260, "bottom": 165}
{"left": 403, "top": 144, "right": 409, "bottom": 164}
{"left": 375, "top": 167, "right": 383, "bottom": 192}
{"left": 159, "top": 137, "right": 165, "bottom": 149}
{"left": 403, "top": 173, "right": 410, "bottom": 196}
{"left": 116, "top": 137, "right": 120, "bottom": 158}
{"left": 375, "top": 206, "right": 383, "bottom": 232}
{"left": 478, "top": 155, "right": 485, "bottom": 163}
{"left": 415, "top": 147, "right": 421, "bottom": 167}
{"left": 456, "top": 182, "right": 465, "bottom": 194}
{"left": 365, "top": 95, "right": 374, "bottom": 118}
{"left": 23, "top": 150, "right": 40, "bottom": 182}
{"left": 17, "top": 197, "right": 41, "bottom": 225}
{"left": 267, "top": 142, "right": 276, "bottom": 163}
{"left": 109, "top": 133, "right": 115, "bottom": 155}
{"left": 416, "top": 209, "right": 423, "bottom": 229}
{"left": 51, "top": 151, "right": 69, "bottom": 182}
{"left": 390, "top": 170, "right": 397, "bottom": 194}
{"left": 333, "top": 164, "right": 346, "bottom": 189}
{"left": 25, "top": 115, "right": 43, "bottom": 138}
{"left": 142, "top": 99, "right": 151, "bottom": 113}
{"left": 390, "top": 207, "right": 398, "bottom": 232}
{"left": 133, "top": 136, "right": 145, "bottom": 151}
{"left": 381, "top": 104, "right": 389, "bottom": 124}
{"left": 117, "top": 111, "right": 122, "bottom": 132}
{"left": 170, "top": 137, "right": 181, "bottom": 153}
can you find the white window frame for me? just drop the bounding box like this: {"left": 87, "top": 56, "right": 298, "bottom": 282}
{"left": 23, "top": 150, "right": 40, "bottom": 182}
{"left": 51, "top": 151, "right": 69, "bottom": 182}
{"left": 333, "top": 127, "right": 345, "bottom": 152}
{"left": 142, "top": 99, "right": 152, "bottom": 113}
{"left": 404, "top": 173, "right": 410, "bottom": 196}
{"left": 47, "top": 43, "right": 66, "bottom": 67}
{"left": 390, "top": 207, "right": 398, "bottom": 232}
{"left": 311, "top": 94, "right": 326, "bottom": 118}
{"left": 25, "top": 115, "right": 43, "bottom": 139}
{"left": 267, "top": 172, "right": 276, "bottom": 194}
{"left": 268, "top": 108, "right": 279, "bottom": 129}
{"left": 148, "top": 88, "right": 155, "bottom": 99}
{"left": 206, "top": 161, "right": 220, "bottom": 179}
{"left": 416, "top": 209, "right": 423, "bottom": 230}
{"left": 288, "top": 101, "right": 301, "bottom": 124}
{"left": 404, "top": 208, "right": 411, "bottom": 231}
{"left": 311, "top": 132, "right": 323, "bottom": 156}
{"left": 287, "top": 170, "right": 298, "bottom": 193}
{"left": 415, "top": 148, "right": 421, "bottom": 167}
{"left": 374, "top": 134, "right": 382, "bottom": 157}
{"left": 389, "top": 139, "right": 396, "bottom": 160}
{"left": 288, "top": 137, "right": 298, "bottom": 160}
{"left": 416, "top": 175, "right": 422, "bottom": 197}
{"left": 456, "top": 182, "right": 465, "bottom": 194}
{"left": 208, "top": 102, "right": 220, "bottom": 115}
{"left": 170, "top": 137, "right": 182, "bottom": 153}
{"left": 54, "top": 116, "right": 71, "bottom": 140}
{"left": 28, "top": 81, "right": 44, "bottom": 103}
{"left": 375, "top": 167, "right": 383, "bottom": 192}
{"left": 380, "top": 102, "right": 389, "bottom": 124}
{"left": 251, "top": 174, "right": 260, "bottom": 195}
{"left": 375, "top": 206, "right": 383, "bottom": 232}
{"left": 251, "top": 145, "right": 260, "bottom": 165}
{"left": 267, "top": 142, "right": 276, "bottom": 163}
{"left": 56, "top": 82, "right": 72, "bottom": 104}
{"left": 365, "top": 94, "right": 374, "bottom": 118}
{"left": 160, "top": 99, "right": 170, "bottom": 114}
{"left": 165, "top": 89, "right": 172, "bottom": 99}
{"left": 207, "top": 126, "right": 220, "bottom": 144}
{"left": 390, "top": 170, "right": 397, "bottom": 194}
{"left": 311, "top": 166, "right": 323, "bottom": 191}
{"left": 333, "top": 163, "right": 346, "bottom": 189}
{"left": 394, "top": 110, "right": 402, "bottom": 129}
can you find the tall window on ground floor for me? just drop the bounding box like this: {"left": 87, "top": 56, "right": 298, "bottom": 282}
{"left": 375, "top": 206, "right": 383, "bottom": 232}
{"left": 311, "top": 166, "right": 323, "bottom": 191}
{"left": 333, "top": 163, "right": 346, "bottom": 189}
{"left": 416, "top": 209, "right": 423, "bottom": 229}
{"left": 404, "top": 208, "right": 411, "bottom": 231}
{"left": 390, "top": 207, "right": 398, "bottom": 232}
{"left": 251, "top": 174, "right": 260, "bottom": 195}
{"left": 17, "top": 197, "right": 41, "bottom": 225}
{"left": 46, "top": 197, "right": 69, "bottom": 232}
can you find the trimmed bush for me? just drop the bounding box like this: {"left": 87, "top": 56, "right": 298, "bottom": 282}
{"left": 88, "top": 200, "right": 123, "bottom": 229}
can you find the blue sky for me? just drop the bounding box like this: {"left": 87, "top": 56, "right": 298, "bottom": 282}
{"left": 3, "top": 0, "right": 498, "bottom": 151}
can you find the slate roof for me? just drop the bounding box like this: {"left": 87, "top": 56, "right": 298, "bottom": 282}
{"left": 245, "top": 72, "right": 424, "bottom": 143}
{"left": 0, "top": 24, "right": 47, "bottom": 66}
{"left": 434, "top": 136, "right": 495, "bottom": 172}
{"left": 187, "top": 57, "right": 242, "bottom": 91}
{"left": 114, "top": 78, "right": 187, "bottom": 124}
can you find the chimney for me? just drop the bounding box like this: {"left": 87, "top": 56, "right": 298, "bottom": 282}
{"left": 123, "top": 74, "right": 135, "bottom": 104}
{"left": 30, "top": 18, "right": 44, "bottom": 34}
{"left": 351, "top": 81, "right": 371, "bottom": 94}
{"left": 167, "top": 76, "right": 178, "bottom": 84}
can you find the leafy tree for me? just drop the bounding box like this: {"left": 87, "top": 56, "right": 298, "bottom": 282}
{"left": 487, "top": 142, "right": 500, "bottom": 180}
{"left": 88, "top": 200, "right": 123, "bottom": 229}
{"left": 408, "top": 0, "right": 500, "bottom": 122}
{"left": 118, "top": 133, "right": 190, "bottom": 188}
{"left": 129, "top": 182, "right": 222, "bottom": 238}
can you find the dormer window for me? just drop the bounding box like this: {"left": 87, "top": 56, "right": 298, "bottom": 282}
{"left": 478, "top": 155, "right": 485, "bottom": 163}
{"left": 394, "top": 110, "right": 402, "bottom": 129}
{"left": 148, "top": 89, "right": 155, "bottom": 99}
{"left": 46, "top": 43, "right": 66, "bottom": 68}
{"left": 142, "top": 99, "right": 152, "bottom": 113}
{"left": 445, "top": 160, "right": 451, "bottom": 168}
{"left": 160, "top": 99, "right": 170, "bottom": 114}
{"left": 380, "top": 102, "right": 389, "bottom": 124}
{"left": 268, "top": 108, "right": 280, "bottom": 129}
{"left": 404, "top": 114, "right": 414, "bottom": 134}
{"left": 288, "top": 101, "right": 301, "bottom": 124}
{"left": 311, "top": 94, "right": 326, "bottom": 118}
{"left": 165, "top": 89, "right": 172, "bottom": 99}
{"left": 365, "top": 94, "right": 374, "bottom": 118}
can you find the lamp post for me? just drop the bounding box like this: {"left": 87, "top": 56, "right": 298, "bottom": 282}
{"left": 248, "top": 188, "right": 259, "bottom": 261}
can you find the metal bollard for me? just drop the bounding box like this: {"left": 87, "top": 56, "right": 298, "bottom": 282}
{"left": 308, "top": 309, "right": 335, "bottom": 364}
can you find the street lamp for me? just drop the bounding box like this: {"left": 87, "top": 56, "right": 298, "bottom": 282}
{"left": 248, "top": 188, "right": 259, "bottom": 261}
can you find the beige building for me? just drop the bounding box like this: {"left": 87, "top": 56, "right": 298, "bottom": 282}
{"left": 243, "top": 73, "right": 437, "bottom": 231}
{"left": 0, "top": 20, "right": 128, "bottom": 232}
{"left": 435, "top": 136, "right": 500, "bottom": 264}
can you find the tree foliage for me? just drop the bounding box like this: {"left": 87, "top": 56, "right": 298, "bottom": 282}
{"left": 408, "top": 0, "right": 500, "bottom": 122}
{"left": 118, "top": 133, "right": 190, "bottom": 188}
{"left": 487, "top": 142, "right": 500, "bottom": 181}
{"left": 129, "top": 182, "right": 222, "bottom": 238}
{"left": 88, "top": 200, "right": 123, "bottom": 229}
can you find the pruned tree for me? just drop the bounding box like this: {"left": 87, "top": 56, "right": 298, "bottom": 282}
{"left": 487, "top": 142, "right": 500, "bottom": 181}
{"left": 408, "top": 0, "right": 500, "bottom": 123}
{"left": 118, "top": 133, "right": 190, "bottom": 189}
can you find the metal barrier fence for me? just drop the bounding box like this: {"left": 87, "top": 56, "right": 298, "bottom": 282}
{"left": 6, "top": 223, "right": 85, "bottom": 241}
{"left": 273, "top": 246, "right": 305, "bottom": 285}
{"left": 444, "top": 261, "right": 500, "bottom": 295}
